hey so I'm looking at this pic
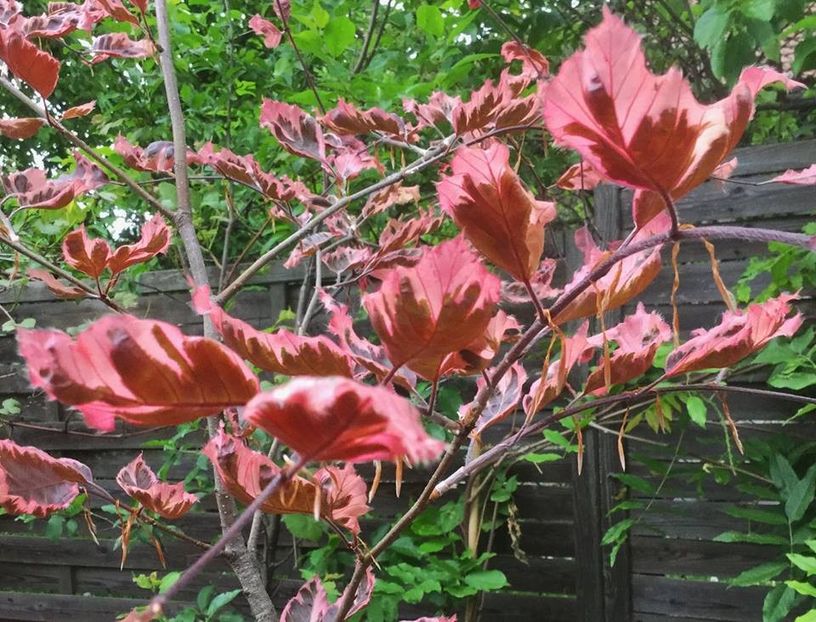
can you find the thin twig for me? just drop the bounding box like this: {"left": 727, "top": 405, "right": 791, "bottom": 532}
{"left": 353, "top": 0, "right": 380, "bottom": 74}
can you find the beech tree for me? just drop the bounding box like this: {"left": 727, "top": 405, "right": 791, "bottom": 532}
{"left": 0, "top": 2, "right": 815, "bottom": 621}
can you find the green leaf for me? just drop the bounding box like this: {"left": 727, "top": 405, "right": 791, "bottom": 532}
{"left": 416, "top": 4, "right": 444, "bottom": 37}
{"left": 715, "top": 531, "right": 788, "bottom": 545}
{"left": 602, "top": 518, "right": 634, "bottom": 546}
{"left": 158, "top": 571, "right": 181, "bottom": 595}
{"left": 463, "top": 569, "right": 508, "bottom": 591}
{"left": 611, "top": 473, "right": 654, "bottom": 495}
{"left": 730, "top": 561, "right": 787, "bottom": 586}
{"left": 686, "top": 395, "right": 707, "bottom": 428}
{"left": 694, "top": 7, "right": 731, "bottom": 48}
{"left": 741, "top": 0, "right": 775, "bottom": 21}
{"left": 770, "top": 454, "right": 799, "bottom": 495}
{"left": 523, "top": 452, "right": 563, "bottom": 464}
{"left": 325, "top": 16, "right": 356, "bottom": 57}
{"left": 724, "top": 505, "right": 787, "bottom": 526}
{"left": 788, "top": 553, "right": 816, "bottom": 576}
{"left": 206, "top": 589, "right": 242, "bottom": 617}
{"left": 283, "top": 514, "right": 325, "bottom": 541}
{"left": 785, "top": 464, "right": 816, "bottom": 523}
{"left": 763, "top": 585, "right": 797, "bottom": 622}
{"left": 310, "top": 0, "right": 330, "bottom": 28}
{"left": 795, "top": 610, "right": 816, "bottom": 622}
{"left": 793, "top": 37, "right": 816, "bottom": 75}
{"left": 196, "top": 585, "right": 215, "bottom": 611}
{"left": 787, "top": 581, "right": 816, "bottom": 597}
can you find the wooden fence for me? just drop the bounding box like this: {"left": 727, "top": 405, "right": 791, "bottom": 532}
{"left": 0, "top": 139, "right": 813, "bottom": 621}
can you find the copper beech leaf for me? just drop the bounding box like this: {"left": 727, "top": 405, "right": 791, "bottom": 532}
{"left": 0, "top": 26, "right": 59, "bottom": 97}
{"left": 17, "top": 315, "right": 260, "bottom": 431}
{"left": 363, "top": 236, "right": 501, "bottom": 380}
{"left": 1, "top": 153, "right": 107, "bottom": 210}
{"left": 0, "top": 117, "right": 44, "bottom": 139}
{"left": 666, "top": 294, "right": 802, "bottom": 377}
{"left": 248, "top": 14, "right": 282, "bottom": 48}
{"left": 241, "top": 376, "right": 445, "bottom": 464}
{"left": 523, "top": 322, "right": 593, "bottom": 417}
{"left": 116, "top": 454, "right": 197, "bottom": 520}
{"left": 770, "top": 165, "right": 816, "bottom": 185}
{"left": 437, "top": 143, "right": 556, "bottom": 282}
{"left": 466, "top": 361, "right": 527, "bottom": 436}
{"left": 584, "top": 303, "right": 671, "bottom": 395}
{"left": 0, "top": 439, "right": 92, "bottom": 517}
{"left": 260, "top": 99, "right": 327, "bottom": 165}
{"left": 61, "top": 100, "right": 96, "bottom": 120}
{"left": 542, "top": 8, "right": 804, "bottom": 225}
{"left": 322, "top": 98, "right": 406, "bottom": 137}
{"left": 203, "top": 430, "right": 369, "bottom": 533}
{"left": 280, "top": 567, "right": 375, "bottom": 622}
{"left": 27, "top": 268, "right": 85, "bottom": 300}
{"left": 555, "top": 227, "right": 663, "bottom": 324}
{"left": 114, "top": 136, "right": 203, "bottom": 174}
{"left": 62, "top": 214, "right": 170, "bottom": 279}
{"left": 192, "top": 287, "right": 354, "bottom": 377}
{"left": 91, "top": 33, "right": 155, "bottom": 63}
{"left": 556, "top": 162, "right": 603, "bottom": 191}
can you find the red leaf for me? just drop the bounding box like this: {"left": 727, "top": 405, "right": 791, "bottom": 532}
{"left": 666, "top": 294, "right": 802, "bottom": 377}
{"left": 17, "top": 315, "right": 259, "bottom": 431}
{"left": 324, "top": 134, "right": 383, "bottom": 182}
{"left": 501, "top": 40, "right": 549, "bottom": 80}
{"left": 584, "top": 303, "right": 671, "bottom": 395}
{"left": 1, "top": 153, "right": 107, "bottom": 209}
{"left": 438, "top": 143, "right": 555, "bottom": 282}
{"left": 322, "top": 98, "right": 405, "bottom": 137}
{"left": 95, "top": 0, "right": 138, "bottom": 25}
{"left": 114, "top": 136, "right": 201, "bottom": 173}
{"left": 27, "top": 268, "right": 85, "bottom": 300}
{"left": 0, "top": 117, "right": 44, "bottom": 139}
{"left": 452, "top": 72, "right": 540, "bottom": 135}
{"left": 0, "top": 25, "right": 60, "bottom": 97}
{"left": 62, "top": 226, "right": 112, "bottom": 279}
{"left": 444, "top": 310, "right": 521, "bottom": 376}
{"left": 280, "top": 568, "right": 375, "bottom": 622}
{"left": 556, "top": 162, "right": 603, "bottom": 191}
{"left": 357, "top": 209, "right": 444, "bottom": 276}
{"left": 555, "top": 227, "right": 662, "bottom": 323}
{"left": 248, "top": 14, "right": 282, "bottom": 48}
{"left": 192, "top": 287, "right": 355, "bottom": 377}
{"left": 107, "top": 213, "right": 171, "bottom": 276}
{"left": 260, "top": 99, "right": 327, "bottom": 165}
{"left": 542, "top": 9, "right": 804, "bottom": 206}
{"left": 242, "top": 376, "right": 445, "bottom": 464}
{"left": 91, "top": 33, "right": 155, "bottom": 63}
{"left": 467, "top": 361, "right": 527, "bottom": 435}
{"left": 61, "top": 100, "right": 96, "bottom": 120}
{"left": 364, "top": 237, "right": 501, "bottom": 380}
{"left": 319, "top": 292, "right": 418, "bottom": 388}
{"left": 523, "top": 323, "right": 593, "bottom": 416}
{"left": 401, "top": 617, "right": 457, "bottom": 622}
{"left": 0, "top": 439, "right": 92, "bottom": 517}
{"left": 769, "top": 164, "right": 816, "bottom": 186}
{"left": 273, "top": 0, "right": 290, "bottom": 22}
{"left": 197, "top": 143, "right": 311, "bottom": 203}
{"left": 116, "top": 454, "right": 197, "bottom": 519}
{"left": 501, "top": 258, "right": 560, "bottom": 305}
{"left": 203, "top": 430, "right": 369, "bottom": 532}
{"left": 403, "top": 91, "right": 461, "bottom": 131}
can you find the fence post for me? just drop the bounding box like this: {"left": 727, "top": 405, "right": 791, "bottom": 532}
{"left": 569, "top": 184, "right": 632, "bottom": 621}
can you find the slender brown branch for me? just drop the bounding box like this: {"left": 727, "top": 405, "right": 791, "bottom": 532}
{"left": 0, "top": 77, "right": 172, "bottom": 220}
{"left": 353, "top": 0, "right": 380, "bottom": 74}
{"left": 277, "top": 0, "right": 326, "bottom": 114}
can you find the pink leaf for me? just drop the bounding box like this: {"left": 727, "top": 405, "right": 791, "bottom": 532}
{"left": 91, "top": 33, "right": 155, "bottom": 63}
{"left": 0, "top": 439, "right": 92, "bottom": 517}
{"left": 501, "top": 40, "right": 549, "bottom": 79}
{"left": 363, "top": 237, "right": 501, "bottom": 380}
{"left": 17, "top": 315, "right": 260, "bottom": 431}
{"left": 542, "top": 8, "right": 805, "bottom": 209}
{"left": 62, "top": 225, "right": 113, "bottom": 279}
{"left": 438, "top": 143, "right": 555, "bottom": 281}
{"left": 1, "top": 153, "right": 107, "bottom": 209}
{"left": 403, "top": 91, "right": 461, "bottom": 131}
{"left": 585, "top": 303, "right": 671, "bottom": 395}
{"left": 769, "top": 164, "right": 816, "bottom": 186}
{"left": 192, "top": 286, "right": 355, "bottom": 377}
{"left": 467, "top": 362, "right": 528, "bottom": 436}
{"left": 322, "top": 98, "right": 406, "bottom": 137}
{"left": 242, "top": 376, "right": 445, "bottom": 464}
{"left": 61, "top": 100, "right": 96, "bottom": 120}
{"left": 666, "top": 294, "right": 802, "bottom": 377}
{"left": 107, "top": 213, "right": 171, "bottom": 276}
{"left": 0, "top": 26, "right": 60, "bottom": 97}
{"left": 260, "top": 99, "right": 327, "bottom": 165}
{"left": 95, "top": 0, "right": 138, "bottom": 25}
{"left": 556, "top": 162, "right": 603, "bottom": 191}
{"left": 27, "top": 268, "right": 85, "bottom": 300}
{"left": 0, "top": 117, "right": 44, "bottom": 139}
{"left": 280, "top": 568, "right": 375, "bottom": 622}
{"left": 249, "top": 14, "right": 282, "bottom": 48}
{"left": 114, "top": 136, "right": 201, "bottom": 173}
{"left": 116, "top": 454, "right": 197, "bottom": 519}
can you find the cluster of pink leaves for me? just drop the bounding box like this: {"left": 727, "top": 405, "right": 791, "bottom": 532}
{"left": 2, "top": 6, "right": 815, "bottom": 621}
